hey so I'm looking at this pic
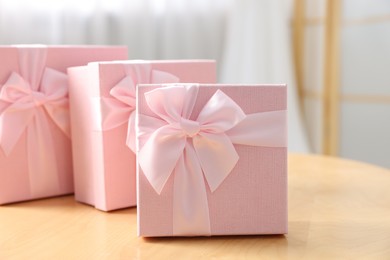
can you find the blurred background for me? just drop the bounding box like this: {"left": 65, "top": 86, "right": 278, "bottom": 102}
{"left": 0, "top": 0, "right": 389, "bottom": 168}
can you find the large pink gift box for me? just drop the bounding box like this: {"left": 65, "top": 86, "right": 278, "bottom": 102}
{"left": 68, "top": 60, "right": 216, "bottom": 211}
{"left": 137, "top": 83, "right": 287, "bottom": 236}
{"left": 0, "top": 45, "right": 127, "bottom": 205}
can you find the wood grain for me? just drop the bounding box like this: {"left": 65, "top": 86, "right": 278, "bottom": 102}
{"left": 1, "top": 154, "right": 390, "bottom": 259}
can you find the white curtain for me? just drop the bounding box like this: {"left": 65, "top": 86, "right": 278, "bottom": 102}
{"left": 0, "top": 0, "right": 309, "bottom": 152}
{"left": 0, "top": 0, "right": 230, "bottom": 61}
{"left": 220, "top": 0, "right": 309, "bottom": 152}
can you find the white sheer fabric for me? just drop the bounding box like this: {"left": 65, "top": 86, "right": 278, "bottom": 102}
{"left": 220, "top": 0, "right": 309, "bottom": 152}
{"left": 0, "top": 0, "right": 230, "bottom": 61}
{"left": 0, "top": 0, "right": 309, "bottom": 152}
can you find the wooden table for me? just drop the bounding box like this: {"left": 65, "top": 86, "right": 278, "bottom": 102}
{"left": 1, "top": 154, "right": 390, "bottom": 259}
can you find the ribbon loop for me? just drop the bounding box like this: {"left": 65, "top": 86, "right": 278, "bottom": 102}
{"left": 0, "top": 72, "right": 31, "bottom": 104}
{"left": 197, "top": 89, "right": 246, "bottom": 133}
{"left": 110, "top": 76, "right": 136, "bottom": 108}
{"left": 98, "top": 64, "right": 180, "bottom": 153}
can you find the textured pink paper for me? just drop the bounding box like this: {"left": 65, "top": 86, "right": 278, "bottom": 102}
{"left": 137, "top": 84, "right": 287, "bottom": 236}
{"left": 0, "top": 46, "right": 128, "bottom": 205}
{"left": 68, "top": 61, "right": 216, "bottom": 211}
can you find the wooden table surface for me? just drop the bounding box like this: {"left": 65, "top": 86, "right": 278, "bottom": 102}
{"left": 1, "top": 154, "right": 390, "bottom": 259}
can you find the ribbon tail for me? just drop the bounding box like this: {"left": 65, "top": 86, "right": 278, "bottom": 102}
{"left": 27, "top": 109, "right": 60, "bottom": 197}
{"left": 194, "top": 133, "right": 239, "bottom": 192}
{"left": 126, "top": 111, "right": 136, "bottom": 153}
{"left": 173, "top": 143, "right": 211, "bottom": 236}
{"left": 44, "top": 100, "right": 71, "bottom": 138}
{"left": 0, "top": 108, "right": 35, "bottom": 156}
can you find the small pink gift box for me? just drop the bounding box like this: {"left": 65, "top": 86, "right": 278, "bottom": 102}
{"left": 137, "top": 83, "right": 287, "bottom": 236}
{"left": 68, "top": 60, "right": 216, "bottom": 211}
{"left": 0, "top": 45, "right": 127, "bottom": 205}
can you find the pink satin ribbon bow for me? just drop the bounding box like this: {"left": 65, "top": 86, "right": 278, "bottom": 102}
{"left": 98, "top": 63, "right": 179, "bottom": 152}
{"left": 138, "top": 84, "right": 287, "bottom": 236}
{"left": 0, "top": 47, "right": 69, "bottom": 197}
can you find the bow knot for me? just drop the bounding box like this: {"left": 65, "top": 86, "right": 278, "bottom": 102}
{"left": 31, "top": 91, "right": 47, "bottom": 106}
{"left": 180, "top": 118, "right": 200, "bottom": 137}
{"left": 139, "top": 85, "right": 246, "bottom": 195}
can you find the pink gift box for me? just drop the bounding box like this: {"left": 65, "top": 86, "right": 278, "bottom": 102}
{"left": 68, "top": 60, "right": 216, "bottom": 211}
{"left": 0, "top": 45, "right": 128, "bottom": 205}
{"left": 137, "top": 83, "right": 287, "bottom": 236}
